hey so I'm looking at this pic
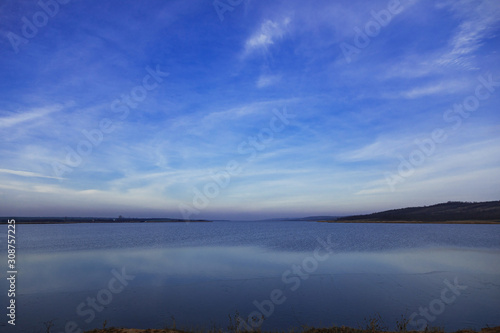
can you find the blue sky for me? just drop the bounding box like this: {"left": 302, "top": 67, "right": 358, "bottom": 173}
{"left": 0, "top": 0, "right": 499, "bottom": 220}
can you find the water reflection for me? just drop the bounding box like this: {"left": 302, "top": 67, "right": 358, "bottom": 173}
{"left": 11, "top": 243, "right": 500, "bottom": 332}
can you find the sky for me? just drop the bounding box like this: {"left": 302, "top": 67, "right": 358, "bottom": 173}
{"left": 0, "top": 0, "right": 499, "bottom": 220}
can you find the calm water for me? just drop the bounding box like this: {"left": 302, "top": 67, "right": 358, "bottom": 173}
{"left": 2, "top": 221, "right": 500, "bottom": 332}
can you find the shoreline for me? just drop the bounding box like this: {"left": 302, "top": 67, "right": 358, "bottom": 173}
{"left": 0, "top": 219, "right": 212, "bottom": 225}
{"left": 320, "top": 220, "right": 500, "bottom": 224}
{"left": 2, "top": 219, "right": 500, "bottom": 225}
{"left": 83, "top": 326, "right": 500, "bottom": 333}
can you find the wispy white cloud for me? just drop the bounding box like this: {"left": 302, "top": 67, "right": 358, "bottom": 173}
{"left": 436, "top": 0, "right": 500, "bottom": 69}
{"left": 400, "top": 81, "right": 466, "bottom": 99}
{"left": 337, "top": 136, "right": 410, "bottom": 162}
{"left": 355, "top": 137, "right": 500, "bottom": 197}
{"left": 0, "top": 105, "right": 63, "bottom": 129}
{"left": 242, "top": 17, "right": 291, "bottom": 58}
{"left": 167, "top": 98, "right": 297, "bottom": 139}
{"left": 0, "top": 168, "right": 62, "bottom": 180}
{"left": 383, "top": 80, "right": 471, "bottom": 99}
{"left": 256, "top": 74, "right": 282, "bottom": 88}
{"left": 384, "top": 0, "right": 500, "bottom": 78}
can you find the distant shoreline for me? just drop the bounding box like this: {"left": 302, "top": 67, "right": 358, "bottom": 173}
{"left": 0, "top": 219, "right": 212, "bottom": 225}
{"left": 320, "top": 219, "right": 500, "bottom": 224}
{"left": 2, "top": 219, "right": 500, "bottom": 225}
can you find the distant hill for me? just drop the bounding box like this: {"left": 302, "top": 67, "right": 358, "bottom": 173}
{"left": 335, "top": 201, "right": 500, "bottom": 222}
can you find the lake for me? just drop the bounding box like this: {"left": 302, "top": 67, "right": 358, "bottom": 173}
{"left": 3, "top": 221, "right": 500, "bottom": 332}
